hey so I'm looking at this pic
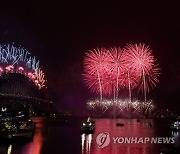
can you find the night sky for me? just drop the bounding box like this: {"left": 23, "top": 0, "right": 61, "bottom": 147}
{"left": 0, "top": 1, "right": 180, "bottom": 113}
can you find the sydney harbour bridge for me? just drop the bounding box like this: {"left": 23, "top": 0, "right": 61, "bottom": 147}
{"left": 0, "top": 44, "right": 49, "bottom": 115}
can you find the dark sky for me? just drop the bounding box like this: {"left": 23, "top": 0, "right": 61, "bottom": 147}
{"left": 0, "top": 1, "right": 180, "bottom": 112}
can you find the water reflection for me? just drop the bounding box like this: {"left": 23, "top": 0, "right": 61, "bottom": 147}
{"left": 172, "top": 131, "right": 180, "bottom": 148}
{"left": 81, "top": 134, "right": 92, "bottom": 154}
{"left": 16, "top": 117, "right": 44, "bottom": 154}
{"left": 84, "top": 119, "right": 164, "bottom": 154}
{"left": 0, "top": 118, "right": 179, "bottom": 154}
{"left": 7, "top": 144, "right": 12, "bottom": 154}
{"left": 0, "top": 145, "right": 8, "bottom": 154}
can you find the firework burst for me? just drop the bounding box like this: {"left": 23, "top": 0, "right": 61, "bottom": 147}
{"left": 83, "top": 48, "right": 111, "bottom": 101}
{"left": 83, "top": 44, "right": 160, "bottom": 116}
{"left": 0, "top": 44, "right": 46, "bottom": 89}
{"left": 124, "top": 43, "right": 160, "bottom": 102}
{"left": 35, "top": 69, "right": 46, "bottom": 88}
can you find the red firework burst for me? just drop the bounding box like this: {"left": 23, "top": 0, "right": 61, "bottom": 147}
{"left": 83, "top": 48, "right": 112, "bottom": 98}
{"left": 124, "top": 43, "right": 155, "bottom": 72}
{"left": 83, "top": 48, "right": 110, "bottom": 75}
{"left": 83, "top": 44, "right": 160, "bottom": 104}
{"left": 108, "top": 47, "right": 126, "bottom": 88}
{"left": 124, "top": 43, "right": 160, "bottom": 101}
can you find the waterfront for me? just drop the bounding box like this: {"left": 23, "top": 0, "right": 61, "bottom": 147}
{"left": 0, "top": 117, "right": 180, "bottom": 154}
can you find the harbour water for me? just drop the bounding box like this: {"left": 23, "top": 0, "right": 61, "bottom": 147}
{"left": 0, "top": 117, "right": 179, "bottom": 154}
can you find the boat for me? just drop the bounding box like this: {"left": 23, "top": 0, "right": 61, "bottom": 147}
{"left": 136, "top": 119, "right": 140, "bottom": 122}
{"left": 171, "top": 121, "right": 180, "bottom": 130}
{"left": 116, "top": 123, "right": 124, "bottom": 127}
{"left": 147, "top": 122, "right": 152, "bottom": 127}
{"left": 0, "top": 106, "right": 35, "bottom": 141}
{"left": 81, "top": 117, "right": 95, "bottom": 134}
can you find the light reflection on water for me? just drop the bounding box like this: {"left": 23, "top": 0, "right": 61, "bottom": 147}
{"left": 82, "top": 119, "right": 180, "bottom": 154}
{"left": 81, "top": 134, "right": 92, "bottom": 154}
{"left": 21, "top": 118, "right": 44, "bottom": 154}
{"left": 0, "top": 117, "right": 179, "bottom": 154}
{"left": 7, "top": 144, "right": 12, "bottom": 154}
{"left": 172, "top": 131, "right": 180, "bottom": 148}
{"left": 89, "top": 119, "right": 158, "bottom": 154}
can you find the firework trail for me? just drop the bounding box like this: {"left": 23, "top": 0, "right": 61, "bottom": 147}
{"left": 108, "top": 47, "right": 126, "bottom": 102}
{"left": 121, "top": 50, "right": 140, "bottom": 117}
{"left": 106, "top": 47, "right": 127, "bottom": 117}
